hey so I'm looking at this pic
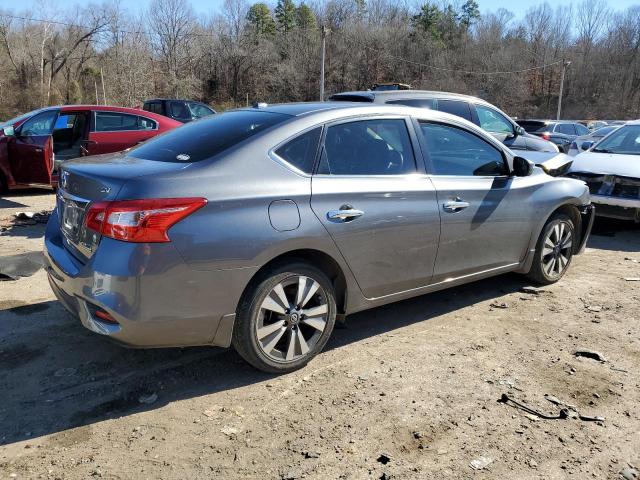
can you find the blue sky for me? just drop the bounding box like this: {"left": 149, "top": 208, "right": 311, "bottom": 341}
{"left": 15, "top": 0, "right": 640, "bottom": 20}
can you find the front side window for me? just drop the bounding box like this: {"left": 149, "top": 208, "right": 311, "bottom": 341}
{"left": 475, "top": 105, "right": 514, "bottom": 134}
{"left": 129, "top": 110, "right": 290, "bottom": 162}
{"left": 436, "top": 100, "right": 473, "bottom": 122}
{"left": 419, "top": 122, "right": 507, "bottom": 176}
{"left": 575, "top": 123, "right": 590, "bottom": 135}
{"left": 274, "top": 127, "right": 321, "bottom": 174}
{"left": 95, "top": 112, "right": 139, "bottom": 132}
{"left": 169, "top": 101, "right": 191, "bottom": 120}
{"left": 318, "top": 119, "right": 416, "bottom": 175}
{"left": 188, "top": 102, "right": 215, "bottom": 119}
{"left": 555, "top": 123, "right": 576, "bottom": 135}
{"left": 18, "top": 110, "right": 58, "bottom": 136}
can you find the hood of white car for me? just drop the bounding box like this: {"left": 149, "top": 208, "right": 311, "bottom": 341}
{"left": 569, "top": 152, "right": 640, "bottom": 178}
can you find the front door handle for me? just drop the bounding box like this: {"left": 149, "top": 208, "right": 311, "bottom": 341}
{"left": 327, "top": 207, "right": 364, "bottom": 221}
{"left": 443, "top": 199, "right": 470, "bottom": 212}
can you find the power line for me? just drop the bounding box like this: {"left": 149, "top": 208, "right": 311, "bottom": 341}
{"left": 330, "top": 29, "right": 565, "bottom": 75}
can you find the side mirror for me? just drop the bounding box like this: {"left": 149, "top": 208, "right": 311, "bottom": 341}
{"left": 581, "top": 141, "right": 594, "bottom": 151}
{"left": 3, "top": 126, "right": 14, "bottom": 137}
{"left": 512, "top": 156, "right": 534, "bottom": 177}
{"left": 515, "top": 126, "right": 525, "bottom": 136}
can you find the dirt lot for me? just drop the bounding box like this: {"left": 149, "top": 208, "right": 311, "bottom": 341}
{"left": 1, "top": 190, "right": 639, "bottom": 480}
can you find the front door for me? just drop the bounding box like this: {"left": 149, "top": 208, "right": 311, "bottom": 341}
{"left": 417, "top": 120, "right": 535, "bottom": 282}
{"left": 9, "top": 109, "right": 58, "bottom": 185}
{"left": 310, "top": 117, "right": 441, "bottom": 299}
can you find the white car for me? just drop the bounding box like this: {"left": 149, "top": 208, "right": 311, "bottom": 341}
{"left": 567, "top": 121, "right": 640, "bottom": 221}
{"left": 567, "top": 125, "right": 621, "bottom": 156}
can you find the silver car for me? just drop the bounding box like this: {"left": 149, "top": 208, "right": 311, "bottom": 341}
{"left": 44, "top": 103, "right": 594, "bottom": 373}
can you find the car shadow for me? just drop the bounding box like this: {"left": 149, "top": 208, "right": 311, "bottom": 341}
{"left": 587, "top": 217, "right": 640, "bottom": 252}
{"left": 0, "top": 272, "right": 529, "bottom": 446}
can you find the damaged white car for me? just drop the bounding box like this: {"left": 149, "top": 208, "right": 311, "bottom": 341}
{"left": 567, "top": 121, "right": 640, "bottom": 222}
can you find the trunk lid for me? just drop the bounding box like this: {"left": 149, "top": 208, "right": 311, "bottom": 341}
{"left": 57, "top": 152, "right": 192, "bottom": 261}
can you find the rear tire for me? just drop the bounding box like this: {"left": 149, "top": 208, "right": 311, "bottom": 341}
{"left": 232, "top": 262, "right": 337, "bottom": 373}
{"left": 526, "top": 213, "right": 575, "bottom": 285}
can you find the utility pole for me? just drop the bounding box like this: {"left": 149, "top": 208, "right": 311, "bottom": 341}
{"left": 320, "top": 26, "right": 329, "bottom": 102}
{"left": 100, "top": 68, "right": 106, "bottom": 105}
{"left": 556, "top": 59, "right": 571, "bottom": 120}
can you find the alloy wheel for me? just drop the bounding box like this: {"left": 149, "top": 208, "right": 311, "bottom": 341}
{"left": 541, "top": 221, "right": 573, "bottom": 278}
{"left": 255, "top": 275, "right": 329, "bottom": 362}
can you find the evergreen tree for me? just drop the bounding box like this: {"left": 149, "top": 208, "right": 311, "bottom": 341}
{"left": 275, "top": 0, "right": 297, "bottom": 33}
{"left": 247, "top": 3, "right": 277, "bottom": 36}
{"left": 296, "top": 2, "right": 317, "bottom": 30}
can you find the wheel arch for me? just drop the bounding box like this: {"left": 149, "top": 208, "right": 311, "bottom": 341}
{"left": 237, "top": 248, "right": 349, "bottom": 316}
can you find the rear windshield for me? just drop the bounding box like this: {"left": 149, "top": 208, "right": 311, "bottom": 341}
{"left": 518, "top": 121, "right": 553, "bottom": 133}
{"left": 328, "top": 94, "right": 374, "bottom": 103}
{"left": 129, "top": 110, "right": 290, "bottom": 162}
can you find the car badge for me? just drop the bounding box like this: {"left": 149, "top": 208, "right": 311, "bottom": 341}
{"left": 176, "top": 153, "right": 190, "bottom": 161}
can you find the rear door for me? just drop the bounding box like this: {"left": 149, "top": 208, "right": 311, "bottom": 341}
{"left": 310, "top": 116, "right": 441, "bottom": 298}
{"left": 417, "top": 121, "right": 535, "bottom": 281}
{"left": 9, "top": 109, "right": 58, "bottom": 184}
{"left": 86, "top": 111, "right": 158, "bottom": 155}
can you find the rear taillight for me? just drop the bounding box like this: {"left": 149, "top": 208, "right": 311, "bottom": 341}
{"left": 85, "top": 197, "right": 207, "bottom": 243}
{"left": 542, "top": 132, "right": 551, "bottom": 140}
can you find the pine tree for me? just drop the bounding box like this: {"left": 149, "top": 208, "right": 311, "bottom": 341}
{"left": 296, "top": 2, "right": 317, "bottom": 30}
{"left": 275, "top": 0, "right": 297, "bottom": 33}
{"left": 247, "top": 3, "right": 276, "bottom": 36}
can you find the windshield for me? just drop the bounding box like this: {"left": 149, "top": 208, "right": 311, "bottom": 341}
{"left": 592, "top": 126, "right": 618, "bottom": 137}
{"left": 0, "top": 109, "right": 42, "bottom": 129}
{"left": 129, "top": 110, "right": 290, "bottom": 162}
{"left": 592, "top": 125, "right": 640, "bottom": 155}
{"left": 517, "top": 121, "right": 553, "bottom": 133}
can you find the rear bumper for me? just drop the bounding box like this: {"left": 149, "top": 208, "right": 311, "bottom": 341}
{"left": 44, "top": 210, "right": 255, "bottom": 348}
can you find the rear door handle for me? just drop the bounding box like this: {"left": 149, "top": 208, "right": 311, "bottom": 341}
{"left": 327, "top": 208, "right": 364, "bottom": 221}
{"left": 443, "top": 200, "right": 470, "bottom": 212}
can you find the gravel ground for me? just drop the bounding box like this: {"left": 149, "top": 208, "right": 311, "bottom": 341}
{"left": 1, "top": 189, "right": 639, "bottom": 480}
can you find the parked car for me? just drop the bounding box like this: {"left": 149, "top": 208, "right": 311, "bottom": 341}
{"left": 587, "top": 120, "right": 608, "bottom": 131}
{"left": 567, "top": 125, "right": 621, "bottom": 156}
{"left": 0, "top": 105, "right": 180, "bottom": 192}
{"left": 567, "top": 121, "right": 640, "bottom": 222}
{"left": 517, "top": 120, "right": 591, "bottom": 153}
{"left": 328, "top": 90, "right": 559, "bottom": 153}
{"left": 142, "top": 98, "right": 216, "bottom": 123}
{"left": 45, "top": 103, "right": 594, "bottom": 373}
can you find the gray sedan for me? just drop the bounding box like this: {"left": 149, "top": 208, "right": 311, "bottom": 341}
{"left": 45, "top": 103, "right": 594, "bottom": 373}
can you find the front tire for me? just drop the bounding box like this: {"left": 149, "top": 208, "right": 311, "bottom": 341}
{"left": 526, "top": 213, "right": 575, "bottom": 285}
{"left": 232, "top": 262, "right": 337, "bottom": 373}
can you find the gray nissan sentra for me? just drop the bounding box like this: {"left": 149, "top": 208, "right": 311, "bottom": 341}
{"left": 45, "top": 103, "right": 594, "bottom": 373}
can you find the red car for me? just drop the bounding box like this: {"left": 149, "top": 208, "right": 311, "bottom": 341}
{"left": 0, "top": 105, "right": 181, "bottom": 191}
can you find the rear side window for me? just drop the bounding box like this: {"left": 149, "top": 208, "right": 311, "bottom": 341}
{"left": 386, "top": 99, "right": 435, "bottom": 109}
{"left": 318, "top": 119, "right": 416, "bottom": 175}
{"left": 129, "top": 110, "right": 290, "bottom": 162}
{"left": 95, "top": 112, "right": 138, "bottom": 132}
{"left": 274, "top": 127, "right": 321, "bottom": 174}
{"left": 144, "top": 102, "right": 163, "bottom": 115}
{"left": 138, "top": 117, "right": 157, "bottom": 130}
{"left": 436, "top": 100, "right": 473, "bottom": 122}
{"left": 419, "top": 122, "right": 507, "bottom": 176}
{"left": 555, "top": 123, "right": 576, "bottom": 135}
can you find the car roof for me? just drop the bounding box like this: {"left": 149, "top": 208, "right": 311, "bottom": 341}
{"left": 519, "top": 119, "right": 580, "bottom": 124}
{"left": 329, "top": 89, "right": 495, "bottom": 105}
{"left": 237, "top": 102, "right": 365, "bottom": 116}
{"left": 144, "top": 98, "right": 206, "bottom": 103}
